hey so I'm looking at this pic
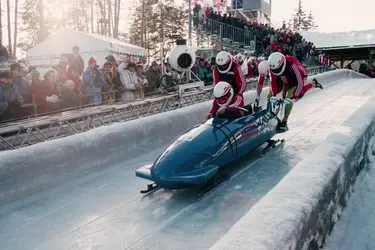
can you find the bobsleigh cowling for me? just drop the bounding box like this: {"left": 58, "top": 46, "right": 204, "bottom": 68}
{"left": 135, "top": 101, "right": 283, "bottom": 191}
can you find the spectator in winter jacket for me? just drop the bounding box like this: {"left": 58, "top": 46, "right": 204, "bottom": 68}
{"left": 105, "top": 55, "right": 122, "bottom": 101}
{"left": 30, "top": 69, "right": 41, "bottom": 86}
{"left": 11, "top": 63, "right": 31, "bottom": 103}
{"left": 118, "top": 61, "right": 141, "bottom": 102}
{"left": 101, "top": 61, "right": 117, "bottom": 104}
{"left": 197, "top": 59, "right": 213, "bottom": 85}
{"left": 60, "top": 78, "right": 81, "bottom": 110}
{"left": 144, "top": 61, "right": 161, "bottom": 94}
{"left": 71, "top": 46, "right": 84, "bottom": 76}
{"left": 56, "top": 55, "right": 69, "bottom": 83}
{"left": 82, "top": 57, "right": 106, "bottom": 105}
{"left": 135, "top": 62, "right": 147, "bottom": 99}
{"left": 30, "top": 69, "right": 59, "bottom": 114}
{"left": 63, "top": 65, "right": 81, "bottom": 94}
{"left": 0, "top": 71, "right": 24, "bottom": 121}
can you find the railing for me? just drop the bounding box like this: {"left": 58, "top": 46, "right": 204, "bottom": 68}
{"left": 0, "top": 66, "right": 330, "bottom": 151}
{"left": 195, "top": 15, "right": 257, "bottom": 52}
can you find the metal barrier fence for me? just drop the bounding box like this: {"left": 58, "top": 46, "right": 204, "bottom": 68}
{"left": 0, "top": 66, "right": 329, "bottom": 151}
{"left": 195, "top": 15, "right": 257, "bottom": 51}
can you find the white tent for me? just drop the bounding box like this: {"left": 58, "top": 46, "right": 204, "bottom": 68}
{"left": 299, "top": 29, "right": 375, "bottom": 49}
{"left": 26, "top": 29, "right": 147, "bottom": 70}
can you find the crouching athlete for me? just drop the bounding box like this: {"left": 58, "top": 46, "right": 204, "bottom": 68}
{"left": 256, "top": 52, "right": 323, "bottom": 131}
{"left": 206, "top": 81, "right": 245, "bottom": 119}
{"left": 206, "top": 50, "right": 248, "bottom": 119}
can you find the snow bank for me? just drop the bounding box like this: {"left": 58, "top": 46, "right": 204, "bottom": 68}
{"left": 322, "top": 136, "right": 375, "bottom": 250}
{"left": 210, "top": 93, "right": 375, "bottom": 249}
{"left": 0, "top": 69, "right": 367, "bottom": 205}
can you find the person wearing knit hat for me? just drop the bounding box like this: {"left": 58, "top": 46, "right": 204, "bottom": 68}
{"left": 88, "top": 57, "right": 97, "bottom": 67}
{"left": 0, "top": 70, "right": 25, "bottom": 120}
{"left": 82, "top": 57, "right": 106, "bottom": 105}
{"left": 135, "top": 62, "right": 147, "bottom": 99}
{"left": 136, "top": 62, "right": 144, "bottom": 72}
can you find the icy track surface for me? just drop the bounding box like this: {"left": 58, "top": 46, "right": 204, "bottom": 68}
{"left": 1, "top": 78, "right": 374, "bottom": 250}
{"left": 324, "top": 161, "right": 375, "bottom": 250}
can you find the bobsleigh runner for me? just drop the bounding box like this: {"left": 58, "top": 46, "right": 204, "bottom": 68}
{"left": 135, "top": 37, "right": 292, "bottom": 198}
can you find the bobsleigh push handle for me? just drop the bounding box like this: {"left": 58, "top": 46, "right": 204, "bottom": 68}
{"left": 214, "top": 106, "right": 251, "bottom": 119}
{"left": 269, "top": 97, "right": 294, "bottom": 105}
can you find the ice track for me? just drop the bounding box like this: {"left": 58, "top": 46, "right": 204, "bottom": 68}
{"left": 1, "top": 78, "right": 374, "bottom": 250}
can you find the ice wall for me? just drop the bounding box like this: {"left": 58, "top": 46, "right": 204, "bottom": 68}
{"left": 211, "top": 88, "right": 375, "bottom": 249}
{"left": 0, "top": 70, "right": 368, "bottom": 206}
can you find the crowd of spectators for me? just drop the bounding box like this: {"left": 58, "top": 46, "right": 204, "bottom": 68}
{"left": 0, "top": 45, "right": 166, "bottom": 122}
{"left": 358, "top": 63, "right": 375, "bottom": 78}
{"left": 193, "top": 4, "right": 322, "bottom": 63}
{"left": 0, "top": 5, "right": 335, "bottom": 123}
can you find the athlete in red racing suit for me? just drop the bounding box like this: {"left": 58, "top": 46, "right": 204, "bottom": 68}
{"left": 206, "top": 51, "right": 248, "bottom": 119}
{"left": 256, "top": 52, "right": 323, "bottom": 131}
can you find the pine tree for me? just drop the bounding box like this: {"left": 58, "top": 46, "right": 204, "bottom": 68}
{"left": 129, "top": 0, "right": 188, "bottom": 58}
{"left": 18, "top": 0, "right": 50, "bottom": 51}
{"left": 306, "top": 11, "right": 318, "bottom": 30}
{"left": 129, "top": 3, "right": 148, "bottom": 50}
{"left": 13, "top": 0, "right": 19, "bottom": 57}
{"left": 65, "top": 0, "right": 90, "bottom": 32}
{"left": 281, "top": 20, "right": 286, "bottom": 30}
{"left": 291, "top": 0, "right": 307, "bottom": 31}
{"left": 6, "top": 0, "right": 12, "bottom": 58}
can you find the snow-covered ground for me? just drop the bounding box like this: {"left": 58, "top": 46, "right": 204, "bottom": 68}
{"left": 324, "top": 145, "right": 375, "bottom": 250}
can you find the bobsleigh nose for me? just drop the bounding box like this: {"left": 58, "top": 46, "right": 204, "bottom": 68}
{"left": 151, "top": 164, "right": 219, "bottom": 189}
{"left": 145, "top": 123, "right": 231, "bottom": 189}
{"left": 154, "top": 164, "right": 219, "bottom": 183}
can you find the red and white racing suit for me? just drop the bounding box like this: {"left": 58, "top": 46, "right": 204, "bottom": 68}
{"left": 209, "top": 61, "right": 247, "bottom": 117}
{"left": 257, "top": 56, "right": 314, "bottom": 100}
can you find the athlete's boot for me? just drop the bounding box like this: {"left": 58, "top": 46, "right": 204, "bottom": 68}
{"left": 313, "top": 78, "right": 323, "bottom": 89}
{"left": 277, "top": 120, "right": 289, "bottom": 132}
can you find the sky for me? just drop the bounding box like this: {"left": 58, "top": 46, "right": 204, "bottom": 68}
{"left": 270, "top": 0, "right": 374, "bottom": 32}
{"left": 1, "top": 0, "right": 374, "bottom": 56}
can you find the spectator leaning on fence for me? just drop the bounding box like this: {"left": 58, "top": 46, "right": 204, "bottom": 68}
{"left": 55, "top": 65, "right": 82, "bottom": 110}
{"left": 135, "top": 61, "right": 147, "bottom": 99}
{"left": 0, "top": 71, "right": 24, "bottom": 121}
{"left": 82, "top": 57, "right": 107, "bottom": 106}
{"left": 105, "top": 55, "right": 122, "bottom": 101}
{"left": 101, "top": 61, "right": 117, "bottom": 104}
{"left": 144, "top": 61, "right": 161, "bottom": 94}
{"left": 11, "top": 63, "right": 31, "bottom": 103}
{"left": 30, "top": 69, "right": 59, "bottom": 114}
{"left": 118, "top": 61, "right": 141, "bottom": 102}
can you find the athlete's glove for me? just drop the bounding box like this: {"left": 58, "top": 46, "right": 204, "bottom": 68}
{"left": 284, "top": 97, "right": 295, "bottom": 104}
{"left": 254, "top": 94, "right": 260, "bottom": 107}
{"left": 290, "top": 94, "right": 299, "bottom": 102}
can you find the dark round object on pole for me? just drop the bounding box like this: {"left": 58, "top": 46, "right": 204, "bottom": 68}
{"left": 177, "top": 53, "right": 192, "bottom": 68}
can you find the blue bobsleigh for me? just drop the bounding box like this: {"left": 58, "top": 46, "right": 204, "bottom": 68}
{"left": 135, "top": 97, "right": 290, "bottom": 196}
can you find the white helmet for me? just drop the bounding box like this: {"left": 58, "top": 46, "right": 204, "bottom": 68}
{"left": 236, "top": 53, "right": 244, "bottom": 63}
{"left": 216, "top": 51, "right": 233, "bottom": 73}
{"left": 258, "top": 61, "right": 269, "bottom": 76}
{"left": 258, "top": 56, "right": 266, "bottom": 62}
{"left": 267, "top": 52, "right": 286, "bottom": 76}
{"left": 213, "top": 81, "right": 234, "bottom": 107}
